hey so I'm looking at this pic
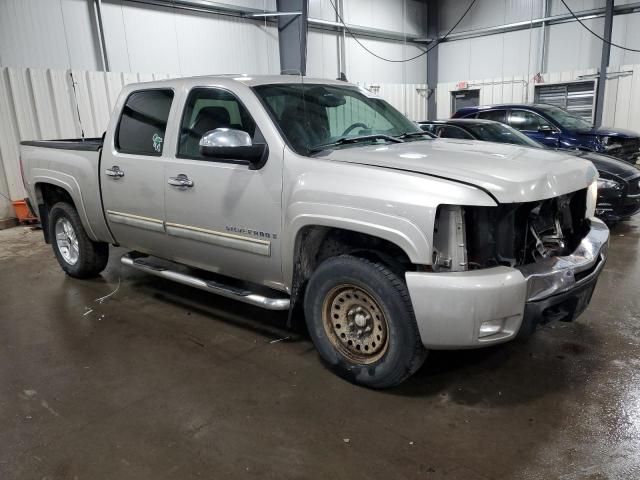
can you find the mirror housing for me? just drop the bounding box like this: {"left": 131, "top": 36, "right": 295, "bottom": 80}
{"left": 199, "top": 128, "right": 268, "bottom": 169}
{"left": 538, "top": 125, "right": 556, "bottom": 134}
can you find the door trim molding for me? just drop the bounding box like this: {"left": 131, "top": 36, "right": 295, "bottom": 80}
{"left": 165, "top": 222, "right": 271, "bottom": 256}
{"left": 106, "top": 210, "right": 165, "bottom": 233}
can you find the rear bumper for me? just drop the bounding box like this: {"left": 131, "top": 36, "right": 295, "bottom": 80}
{"left": 406, "top": 218, "right": 609, "bottom": 349}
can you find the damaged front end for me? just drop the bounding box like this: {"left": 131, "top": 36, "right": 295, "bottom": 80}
{"left": 432, "top": 189, "right": 590, "bottom": 272}
{"left": 428, "top": 187, "right": 608, "bottom": 337}
{"left": 462, "top": 188, "right": 590, "bottom": 270}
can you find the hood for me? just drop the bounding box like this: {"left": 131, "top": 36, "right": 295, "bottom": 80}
{"left": 570, "top": 151, "right": 640, "bottom": 179}
{"left": 319, "top": 139, "right": 598, "bottom": 203}
{"left": 575, "top": 126, "right": 639, "bottom": 138}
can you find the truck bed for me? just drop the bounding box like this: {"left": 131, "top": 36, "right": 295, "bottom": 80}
{"left": 20, "top": 136, "right": 113, "bottom": 244}
{"left": 20, "top": 138, "right": 103, "bottom": 152}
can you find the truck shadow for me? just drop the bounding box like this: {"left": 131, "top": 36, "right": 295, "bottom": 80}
{"left": 106, "top": 250, "right": 605, "bottom": 407}
{"left": 392, "top": 323, "right": 603, "bottom": 407}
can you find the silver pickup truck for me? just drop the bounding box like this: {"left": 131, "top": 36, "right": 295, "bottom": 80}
{"left": 20, "top": 75, "right": 609, "bottom": 388}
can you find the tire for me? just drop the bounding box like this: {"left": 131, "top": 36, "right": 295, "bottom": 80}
{"left": 304, "top": 255, "right": 427, "bottom": 389}
{"left": 48, "top": 202, "right": 109, "bottom": 278}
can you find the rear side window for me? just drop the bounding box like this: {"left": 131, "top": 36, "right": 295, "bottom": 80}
{"left": 116, "top": 89, "right": 174, "bottom": 156}
{"left": 476, "top": 109, "right": 506, "bottom": 123}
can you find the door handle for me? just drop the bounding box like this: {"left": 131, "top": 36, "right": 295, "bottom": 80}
{"left": 168, "top": 174, "right": 194, "bottom": 188}
{"left": 105, "top": 166, "right": 125, "bottom": 178}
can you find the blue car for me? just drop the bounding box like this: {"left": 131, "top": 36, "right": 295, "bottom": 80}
{"left": 452, "top": 103, "right": 640, "bottom": 164}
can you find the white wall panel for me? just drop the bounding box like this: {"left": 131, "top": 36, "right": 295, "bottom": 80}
{"left": 610, "top": 12, "right": 640, "bottom": 67}
{"left": 437, "top": 0, "right": 640, "bottom": 82}
{"left": 0, "top": 0, "right": 279, "bottom": 76}
{"left": 438, "top": 0, "right": 543, "bottom": 35}
{"left": 549, "top": 0, "right": 605, "bottom": 16}
{"left": 307, "top": 30, "right": 340, "bottom": 79}
{"left": 343, "top": 0, "right": 426, "bottom": 36}
{"left": 0, "top": 0, "right": 100, "bottom": 71}
{"left": 308, "top": 0, "right": 427, "bottom": 84}
{"left": 345, "top": 37, "right": 427, "bottom": 84}
{"left": 438, "top": 27, "right": 541, "bottom": 83}
{"left": 545, "top": 17, "right": 604, "bottom": 73}
{"left": 100, "top": 0, "right": 279, "bottom": 76}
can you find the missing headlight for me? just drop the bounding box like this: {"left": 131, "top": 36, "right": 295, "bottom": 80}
{"left": 432, "top": 205, "right": 467, "bottom": 272}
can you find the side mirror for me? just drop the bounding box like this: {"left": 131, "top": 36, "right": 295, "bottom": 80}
{"left": 538, "top": 125, "right": 556, "bottom": 134}
{"left": 199, "top": 128, "right": 268, "bottom": 169}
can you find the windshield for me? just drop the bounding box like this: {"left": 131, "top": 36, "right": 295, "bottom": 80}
{"left": 536, "top": 104, "right": 592, "bottom": 130}
{"left": 466, "top": 122, "right": 543, "bottom": 148}
{"left": 252, "top": 83, "right": 423, "bottom": 155}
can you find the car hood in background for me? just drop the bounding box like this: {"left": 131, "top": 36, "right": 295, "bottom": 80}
{"left": 320, "top": 139, "right": 598, "bottom": 203}
{"left": 570, "top": 151, "right": 640, "bottom": 179}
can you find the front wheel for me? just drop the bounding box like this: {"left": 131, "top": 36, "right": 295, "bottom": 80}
{"left": 304, "top": 255, "right": 427, "bottom": 388}
{"left": 49, "top": 202, "right": 109, "bottom": 278}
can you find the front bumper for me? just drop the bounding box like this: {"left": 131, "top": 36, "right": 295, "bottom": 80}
{"left": 406, "top": 218, "right": 609, "bottom": 349}
{"left": 596, "top": 189, "right": 640, "bottom": 223}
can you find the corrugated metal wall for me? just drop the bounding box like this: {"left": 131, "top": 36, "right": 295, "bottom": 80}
{"left": 0, "top": 67, "right": 180, "bottom": 219}
{"left": 0, "top": 66, "right": 427, "bottom": 221}
{"left": 436, "top": 65, "right": 640, "bottom": 133}
{"left": 306, "top": 0, "right": 428, "bottom": 84}
{"left": 437, "top": 0, "right": 640, "bottom": 82}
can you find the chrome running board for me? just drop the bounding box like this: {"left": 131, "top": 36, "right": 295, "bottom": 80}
{"left": 121, "top": 253, "right": 290, "bottom": 311}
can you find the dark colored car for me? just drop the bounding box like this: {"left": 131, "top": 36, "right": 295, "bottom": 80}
{"left": 452, "top": 103, "right": 640, "bottom": 164}
{"left": 419, "top": 119, "right": 640, "bottom": 223}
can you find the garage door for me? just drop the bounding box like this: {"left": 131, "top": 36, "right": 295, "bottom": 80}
{"left": 534, "top": 81, "right": 596, "bottom": 123}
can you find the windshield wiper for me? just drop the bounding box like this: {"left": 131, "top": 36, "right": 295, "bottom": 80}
{"left": 396, "top": 131, "right": 435, "bottom": 139}
{"left": 309, "top": 134, "right": 403, "bottom": 153}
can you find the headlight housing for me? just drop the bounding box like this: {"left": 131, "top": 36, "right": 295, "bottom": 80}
{"left": 597, "top": 177, "right": 623, "bottom": 190}
{"left": 599, "top": 135, "right": 622, "bottom": 151}
{"left": 586, "top": 180, "right": 598, "bottom": 218}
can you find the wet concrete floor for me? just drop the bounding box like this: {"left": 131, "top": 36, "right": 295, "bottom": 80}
{"left": 1, "top": 220, "right": 639, "bottom": 479}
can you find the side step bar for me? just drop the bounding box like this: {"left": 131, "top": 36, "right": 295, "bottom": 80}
{"left": 121, "top": 253, "right": 290, "bottom": 311}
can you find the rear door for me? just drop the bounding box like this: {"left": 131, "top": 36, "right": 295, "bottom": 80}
{"left": 507, "top": 109, "right": 560, "bottom": 148}
{"left": 101, "top": 89, "right": 175, "bottom": 254}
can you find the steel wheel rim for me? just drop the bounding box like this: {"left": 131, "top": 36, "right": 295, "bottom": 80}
{"left": 322, "top": 284, "right": 389, "bottom": 364}
{"left": 55, "top": 217, "right": 79, "bottom": 265}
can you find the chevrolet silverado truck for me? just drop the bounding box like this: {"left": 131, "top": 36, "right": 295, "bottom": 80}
{"left": 20, "top": 75, "right": 610, "bottom": 388}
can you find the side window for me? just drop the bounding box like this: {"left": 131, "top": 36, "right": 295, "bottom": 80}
{"left": 420, "top": 124, "right": 436, "bottom": 134}
{"left": 508, "top": 110, "right": 545, "bottom": 132}
{"left": 116, "top": 89, "right": 174, "bottom": 156}
{"left": 438, "top": 125, "right": 474, "bottom": 139}
{"left": 178, "top": 88, "right": 257, "bottom": 159}
{"left": 476, "top": 109, "right": 507, "bottom": 123}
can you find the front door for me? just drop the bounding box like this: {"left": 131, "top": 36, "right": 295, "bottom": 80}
{"left": 162, "top": 87, "right": 283, "bottom": 290}
{"left": 507, "top": 109, "right": 560, "bottom": 148}
{"left": 101, "top": 89, "right": 175, "bottom": 254}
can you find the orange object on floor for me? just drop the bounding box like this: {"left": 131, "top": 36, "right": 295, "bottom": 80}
{"left": 12, "top": 200, "right": 37, "bottom": 222}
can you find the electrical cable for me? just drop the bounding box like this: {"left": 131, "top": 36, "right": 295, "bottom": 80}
{"left": 559, "top": 0, "right": 640, "bottom": 53}
{"left": 327, "top": 0, "right": 478, "bottom": 63}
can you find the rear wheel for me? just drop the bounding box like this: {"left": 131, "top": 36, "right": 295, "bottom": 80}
{"left": 304, "top": 255, "right": 427, "bottom": 389}
{"left": 49, "top": 202, "right": 109, "bottom": 278}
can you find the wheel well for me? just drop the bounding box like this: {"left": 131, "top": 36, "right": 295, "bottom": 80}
{"left": 288, "top": 226, "right": 414, "bottom": 326}
{"left": 34, "top": 183, "right": 75, "bottom": 243}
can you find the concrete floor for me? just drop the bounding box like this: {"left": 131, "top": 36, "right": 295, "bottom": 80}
{"left": 1, "top": 220, "right": 639, "bottom": 480}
